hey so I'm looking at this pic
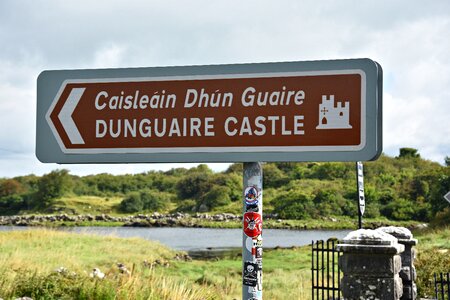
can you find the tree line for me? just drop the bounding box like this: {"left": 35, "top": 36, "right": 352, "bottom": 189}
{"left": 1, "top": 148, "right": 449, "bottom": 223}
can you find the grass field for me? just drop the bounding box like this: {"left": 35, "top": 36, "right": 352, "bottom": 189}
{"left": 0, "top": 229, "right": 218, "bottom": 299}
{"left": 1, "top": 225, "right": 448, "bottom": 299}
{"left": 0, "top": 228, "right": 315, "bottom": 299}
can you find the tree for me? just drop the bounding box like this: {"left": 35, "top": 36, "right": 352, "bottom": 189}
{"left": 398, "top": 148, "right": 420, "bottom": 159}
{"left": 201, "top": 186, "right": 231, "bottom": 209}
{"left": 176, "top": 172, "right": 211, "bottom": 199}
{"left": 35, "top": 169, "right": 73, "bottom": 207}
{"left": 263, "top": 163, "right": 289, "bottom": 188}
{"left": 273, "top": 190, "right": 315, "bottom": 219}
{"left": 0, "top": 179, "right": 24, "bottom": 197}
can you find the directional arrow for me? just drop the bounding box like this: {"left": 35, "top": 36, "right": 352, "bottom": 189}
{"left": 58, "top": 87, "right": 85, "bottom": 145}
{"left": 444, "top": 191, "right": 450, "bottom": 204}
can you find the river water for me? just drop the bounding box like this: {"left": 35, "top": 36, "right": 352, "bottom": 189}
{"left": 0, "top": 226, "right": 350, "bottom": 252}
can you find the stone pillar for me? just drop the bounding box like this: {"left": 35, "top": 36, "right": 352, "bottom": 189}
{"left": 377, "top": 227, "right": 418, "bottom": 300}
{"left": 337, "top": 229, "right": 405, "bottom": 300}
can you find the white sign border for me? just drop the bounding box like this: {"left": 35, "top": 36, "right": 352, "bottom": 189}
{"left": 46, "top": 69, "right": 367, "bottom": 155}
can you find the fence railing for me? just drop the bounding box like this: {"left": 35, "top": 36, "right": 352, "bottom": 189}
{"left": 435, "top": 272, "right": 450, "bottom": 300}
{"left": 311, "top": 238, "right": 342, "bottom": 300}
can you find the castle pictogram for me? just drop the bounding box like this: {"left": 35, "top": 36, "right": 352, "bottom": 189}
{"left": 316, "top": 95, "right": 352, "bottom": 129}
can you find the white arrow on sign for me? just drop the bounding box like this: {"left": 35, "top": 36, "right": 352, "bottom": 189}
{"left": 444, "top": 191, "right": 450, "bottom": 204}
{"left": 58, "top": 88, "right": 85, "bottom": 145}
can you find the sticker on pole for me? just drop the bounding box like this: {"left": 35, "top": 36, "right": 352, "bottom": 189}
{"left": 243, "top": 261, "right": 259, "bottom": 287}
{"left": 244, "top": 212, "right": 262, "bottom": 238}
{"left": 245, "top": 186, "right": 260, "bottom": 207}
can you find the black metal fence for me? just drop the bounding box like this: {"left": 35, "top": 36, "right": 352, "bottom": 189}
{"left": 435, "top": 272, "right": 450, "bottom": 300}
{"left": 311, "top": 238, "right": 342, "bottom": 300}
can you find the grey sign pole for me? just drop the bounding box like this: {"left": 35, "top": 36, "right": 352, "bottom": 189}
{"left": 242, "top": 162, "right": 263, "bottom": 300}
{"left": 356, "top": 161, "right": 365, "bottom": 229}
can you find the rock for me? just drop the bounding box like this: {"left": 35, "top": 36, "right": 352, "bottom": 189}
{"left": 117, "top": 263, "right": 131, "bottom": 275}
{"left": 54, "top": 266, "right": 69, "bottom": 274}
{"left": 411, "top": 223, "right": 428, "bottom": 230}
{"left": 377, "top": 226, "right": 413, "bottom": 240}
{"left": 89, "top": 268, "right": 105, "bottom": 279}
{"left": 342, "top": 229, "right": 399, "bottom": 246}
{"left": 198, "top": 204, "right": 209, "bottom": 212}
{"left": 174, "top": 253, "right": 192, "bottom": 261}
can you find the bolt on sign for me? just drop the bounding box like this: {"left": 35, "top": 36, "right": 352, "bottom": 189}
{"left": 36, "top": 58, "right": 382, "bottom": 163}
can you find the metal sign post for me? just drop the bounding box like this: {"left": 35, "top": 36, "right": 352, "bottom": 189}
{"left": 35, "top": 59, "right": 383, "bottom": 299}
{"left": 243, "top": 162, "right": 263, "bottom": 300}
{"left": 356, "top": 161, "right": 365, "bottom": 229}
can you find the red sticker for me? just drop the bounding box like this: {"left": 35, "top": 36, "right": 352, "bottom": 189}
{"left": 243, "top": 212, "right": 262, "bottom": 238}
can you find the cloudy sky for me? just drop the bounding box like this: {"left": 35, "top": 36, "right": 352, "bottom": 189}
{"left": 1, "top": 0, "right": 449, "bottom": 177}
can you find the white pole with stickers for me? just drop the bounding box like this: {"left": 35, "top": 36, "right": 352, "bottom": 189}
{"left": 243, "top": 162, "right": 263, "bottom": 300}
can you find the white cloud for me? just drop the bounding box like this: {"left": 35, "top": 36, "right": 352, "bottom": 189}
{"left": 92, "top": 44, "right": 128, "bottom": 68}
{"left": 0, "top": 0, "right": 449, "bottom": 177}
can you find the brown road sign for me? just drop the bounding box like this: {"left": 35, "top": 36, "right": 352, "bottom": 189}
{"left": 37, "top": 59, "right": 382, "bottom": 163}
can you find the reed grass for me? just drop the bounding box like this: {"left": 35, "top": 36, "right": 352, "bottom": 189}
{"left": 0, "top": 229, "right": 218, "bottom": 299}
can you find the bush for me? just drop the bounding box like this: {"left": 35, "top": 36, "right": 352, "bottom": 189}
{"left": 273, "top": 190, "right": 314, "bottom": 219}
{"left": 430, "top": 207, "right": 450, "bottom": 228}
{"left": 201, "top": 186, "right": 231, "bottom": 209}
{"left": 0, "top": 194, "right": 26, "bottom": 214}
{"left": 119, "top": 192, "right": 143, "bottom": 213}
{"left": 415, "top": 248, "right": 450, "bottom": 298}
{"left": 381, "top": 198, "right": 415, "bottom": 220}
{"left": 263, "top": 164, "right": 289, "bottom": 188}
{"left": 313, "top": 189, "right": 347, "bottom": 217}
{"left": 176, "top": 172, "right": 211, "bottom": 200}
{"left": 175, "top": 199, "right": 197, "bottom": 212}
{"left": 140, "top": 189, "right": 170, "bottom": 211}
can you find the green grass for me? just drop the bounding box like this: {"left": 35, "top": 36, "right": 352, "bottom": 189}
{"left": 1, "top": 227, "right": 449, "bottom": 299}
{"left": 0, "top": 229, "right": 313, "bottom": 299}
{"left": 161, "top": 247, "right": 312, "bottom": 299}
{"left": 0, "top": 229, "right": 218, "bottom": 299}
{"left": 0, "top": 229, "right": 174, "bottom": 273}
{"left": 50, "top": 195, "right": 123, "bottom": 215}
{"left": 414, "top": 226, "right": 450, "bottom": 298}
{"left": 414, "top": 226, "right": 450, "bottom": 250}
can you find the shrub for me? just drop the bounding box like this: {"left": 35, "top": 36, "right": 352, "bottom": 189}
{"left": 273, "top": 190, "right": 314, "bottom": 219}
{"left": 0, "top": 194, "right": 26, "bottom": 214}
{"left": 202, "top": 186, "right": 232, "bottom": 209}
{"left": 415, "top": 248, "right": 450, "bottom": 298}
{"left": 176, "top": 172, "right": 211, "bottom": 200}
{"left": 140, "top": 189, "right": 170, "bottom": 211}
{"left": 119, "top": 192, "right": 143, "bottom": 213}
{"left": 430, "top": 207, "right": 450, "bottom": 228}
{"left": 381, "top": 198, "right": 415, "bottom": 220}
